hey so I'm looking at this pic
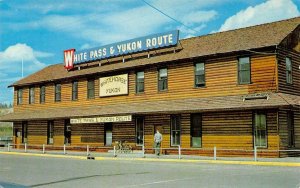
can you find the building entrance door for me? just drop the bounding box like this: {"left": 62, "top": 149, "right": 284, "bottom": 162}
{"left": 105, "top": 123, "right": 113, "bottom": 146}
{"left": 64, "top": 120, "right": 71, "bottom": 145}
{"left": 14, "top": 129, "right": 21, "bottom": 149}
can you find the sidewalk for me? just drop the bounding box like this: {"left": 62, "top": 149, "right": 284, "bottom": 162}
{"left": 1, "top": 148, "right": 299, "bottom": 167}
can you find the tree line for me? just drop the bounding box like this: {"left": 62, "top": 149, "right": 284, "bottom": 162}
{"left": 0, "top": 103, "right": 12, "bottom": 109}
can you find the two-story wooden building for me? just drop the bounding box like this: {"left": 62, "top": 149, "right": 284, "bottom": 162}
{"left": 1, "top": 17, "right": 300, "bottom": 157}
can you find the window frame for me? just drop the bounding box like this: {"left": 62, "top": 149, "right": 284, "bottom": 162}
{"left": 47, "top": 121, "right": 54, "bottom": 145}
{"left": 194, "top": 62, "right": 205, "bottom": 88}
{"left": 171, "top": 115, "right": 181, "bottom": 146}
{"left": 40, "top": 85, "right": 46, "bottom": 104}
{"left": 87, "top": 79, "right": 95, "bottom": 99}
{"left": 29, "top": 87, "right": 35, "bottom": 104}
{"left": 72, "top": 81, "right": 78, "bottom": 101}
{"left": 55, "top": 83, "right": 61, "bottom": 102}
{"left": 135, "top": 117, "right": 144, "bottom": 146}
{"left": 158, "top": 68, "right": 168, "bottom": 91}
{"left": 286, "top": 57, "right": 293, "bottom": 84}
{"left": 238, "top": 57, "right": 251, "bottom": 85}
{"left": 253, "top": 112, "right": 268, "bottom": 148}
{"left": 17, "top": 89, "right": 23, "bottom": 105}
{"left": 191, "top": 114, "right": 202, "bottom": 148}
{"left": 136, "top": 71, "right": 145, "bottom": 94}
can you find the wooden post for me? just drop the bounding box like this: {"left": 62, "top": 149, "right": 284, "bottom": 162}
{"left": 142, "top": 145, "right": 145, "bottom": 158}
{"left": 214, "top": 146, "right": 217, "bottom": 160}
{"left": 254, "top": 146, "right": 257, "bottom": 161}
{"left": 113, "top": 146, "right": 116, "bottom": 157}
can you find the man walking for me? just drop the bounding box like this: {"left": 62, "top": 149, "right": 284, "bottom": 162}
{"left": 154, "top": 129, "right": 162, "bottom": 156}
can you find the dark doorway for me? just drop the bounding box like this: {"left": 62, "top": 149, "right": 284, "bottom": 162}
{"left": 104, "top": 123, "right": 113, "bottom": 146}
{"left": 64, "top": 120, "right": 71, "bottom": 145}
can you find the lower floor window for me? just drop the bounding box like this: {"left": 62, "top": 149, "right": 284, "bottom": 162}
{"left": 254, "top": 113, "right": 267, "bottom": 148}
{"left": 191, "top": 114, "right": 202, "bottom": 147}
{"left": 287, "top": 111, "right": 295, "bottom": 147}
{"left": 136, "top": 117, "right": 144, "bottom": 145}
{"left": 171, "top": 115, "right": 181, "bottom": 146}
{"left": 47, "top": 121, "right": 54, "bottom": 144}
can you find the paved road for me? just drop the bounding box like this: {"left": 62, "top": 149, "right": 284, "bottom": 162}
{"left": 0, "top": 154, "right": 299, "bottom": 188}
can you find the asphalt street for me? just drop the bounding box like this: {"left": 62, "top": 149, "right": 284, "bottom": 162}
{"left": 0, "top": 154, "right": 299, "bottom": 188}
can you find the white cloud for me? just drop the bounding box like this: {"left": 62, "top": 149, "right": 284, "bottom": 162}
{"left": 80, "top": 43, "right": 93, "bottom": 50}
{"left": 0, "top": 43, "right": 47, "bottom": 73}
{"left": 3, "top": 0, "right": 219, "bottom": 45}
{"left": 34, "top": 51, "right": 54, "bottom": 58}
{"left": 181, "top": 10, "right": 217, "bottom": 25}
{"left": 218, "top": 0, "right": 300, "bottom": 32}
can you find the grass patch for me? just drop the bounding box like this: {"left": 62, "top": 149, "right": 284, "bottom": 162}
{"left": 0, "top": 124, "right": 13, "bottom": 137}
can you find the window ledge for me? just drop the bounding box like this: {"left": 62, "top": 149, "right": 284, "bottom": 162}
{"left": 158, "top": 90, "right": 168, "bottom": 93}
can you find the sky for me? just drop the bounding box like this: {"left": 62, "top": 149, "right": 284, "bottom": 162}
{"left": 1, "top": 0, "right": 300, "bottom": 104}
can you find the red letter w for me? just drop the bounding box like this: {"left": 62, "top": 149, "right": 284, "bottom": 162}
{"left": 64, "top": 49, "right": 75, "bottom": 70}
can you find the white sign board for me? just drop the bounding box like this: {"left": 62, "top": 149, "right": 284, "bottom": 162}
{"left": 70, "top": 115, "right": 132, "bottom": 124}
{"left": 99, "top": 74, "right": 128, "bottom": 97}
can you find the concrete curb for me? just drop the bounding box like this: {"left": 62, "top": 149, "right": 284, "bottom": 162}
{"left": 1, "top": 151, "right": 299, "bottom": 167}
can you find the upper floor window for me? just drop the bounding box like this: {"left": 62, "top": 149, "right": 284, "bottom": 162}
{"left": 40, "top": 86, "right": 45, "bottom": 103}
{"left": 136, "top": 71, "right": 144, "bottom": 93}
{"left": 17, "top": 89, "right": 23, "bottom": 105}
{"left": 286, "top": 57, "right": 292, "bottom": 84}
{"left": 195, "top": 62, "right": 205, "bottom": 87}
{"left": 29, "top": 87, "right": 35, "bottom": 104}
{"left": 55, "top": 84, "right": 61, "bottom": 102}
{"left": 238, "top": 57, "right": 251, "bottom": 84}
{"left": 87, "top": 79, "right": 95, "bottom": 99}
{"left": 72, "top": 81, "right": 78, "bottom": 101}
{"left": 158, "top": 68, "right": 168, "bottom": 91}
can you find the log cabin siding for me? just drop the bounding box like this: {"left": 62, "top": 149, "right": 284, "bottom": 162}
{"left": 277, "top": 47, "right": 300, "bottom": 95}
{"left": 294, "top": 110, "right": 300, "bottom": 148}
{"left": 202, "top": 110, "right": 278, "bottom": 150}
{"left": 13, "top": 55, "right": 277, "bottom": 112}
{"left": 279, "top": 109, "right": 300, "bottom": 150}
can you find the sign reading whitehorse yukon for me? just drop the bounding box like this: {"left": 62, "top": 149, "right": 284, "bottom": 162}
{"left": 99, "top": 74, "right": 128, "bottom": 97}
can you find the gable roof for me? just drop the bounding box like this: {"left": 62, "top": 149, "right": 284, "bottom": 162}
{"left": 11, "top": 16, "right": 300, "bottom": 87}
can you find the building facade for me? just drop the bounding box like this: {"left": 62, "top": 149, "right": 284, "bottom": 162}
{"left": 1, "top": 17, "right": 300, "bottom": 157}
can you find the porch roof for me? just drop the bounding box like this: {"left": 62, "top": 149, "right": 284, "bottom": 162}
{"left": 0, "top": 93, "right": 299, "bottom": 122}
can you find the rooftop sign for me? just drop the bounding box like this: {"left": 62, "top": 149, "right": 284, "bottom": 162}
{"left": 64, "top": 30, "right": 179, "bottom": 70}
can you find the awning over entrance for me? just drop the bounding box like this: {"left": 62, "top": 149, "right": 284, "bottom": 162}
{"left": 0, "top": 93, "right": 299, "bottom": 122}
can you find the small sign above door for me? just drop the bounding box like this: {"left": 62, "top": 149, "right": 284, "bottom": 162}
{"left": 70, "top": 115, "right": 132, "bottom": 124}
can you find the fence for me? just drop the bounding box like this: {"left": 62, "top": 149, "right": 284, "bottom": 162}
{"left": 1, "top": 143, "right": 300, "bottom": 161}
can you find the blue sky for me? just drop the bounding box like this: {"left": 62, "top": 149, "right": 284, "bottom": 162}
{"left": 1, "top": 0, "right": 300, "bottom": 104}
